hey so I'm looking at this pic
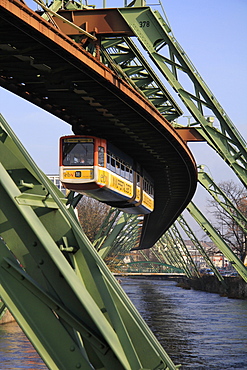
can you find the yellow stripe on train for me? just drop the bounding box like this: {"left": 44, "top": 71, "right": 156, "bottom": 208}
{"left": 63, "top": 169, "right": 93, "bottom": 180}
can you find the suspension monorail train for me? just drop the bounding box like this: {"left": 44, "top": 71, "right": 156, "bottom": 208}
{"left": 59, "top": 135, "right": 154, "bottom": 214}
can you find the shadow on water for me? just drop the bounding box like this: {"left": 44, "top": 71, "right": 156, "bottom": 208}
{"left": 0, "top": 278, "right": 247, "bottom": 369}
{"left": 121, "top": 278, "right": 247, "bottom": 370}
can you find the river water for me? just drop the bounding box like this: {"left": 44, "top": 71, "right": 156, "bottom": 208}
{"left": 0, "top": 278, "right": 246, "bottom": 369}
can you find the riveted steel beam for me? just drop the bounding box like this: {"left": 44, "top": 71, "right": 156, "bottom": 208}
{"left": 118, "top": 6, "right": 247, "bottom": 188}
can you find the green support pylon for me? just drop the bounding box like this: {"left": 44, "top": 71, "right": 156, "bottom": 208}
{"left": 170, "top": 223, "right": 201, "bottom": 278}
{"left": 93, "top": 208, "right": 121, "bottom": 251}
{"left": 118, "top": 6, "right": 247, "bottom": 188}
{"left": 157, "top": 233, "right": 189, "bottom": 276}
{"left": 164, "top": 231, "right": 192, "bottom": 277}
{"left": 156, "top": 239, "right": 176, "bottom": 268}
{"left": 97, "top": 213, "right": 135, "bottom": 260}
{"left": 0, "top": 114, "right": 179, "bottom": 369}
{"left": 111, "top": 216, "right": 141, "bottom": 253}
{"left": 186, "top": 201, "right": 247, "bottom": 282}
{"left": 177, "top": 214, "right": 226, "bottom": 285}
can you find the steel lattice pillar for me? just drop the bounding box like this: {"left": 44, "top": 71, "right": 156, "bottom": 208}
{"left": 0, "top": 114, "right": 178, "bottom": 369}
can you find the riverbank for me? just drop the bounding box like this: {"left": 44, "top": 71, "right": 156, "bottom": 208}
{"left": 115, "top": 273, "right": 247, "bottom": 299}
{"left": 1, "top": 274, "right": 246, "bottom": 326}
{"left": 177, "top": 275, "right": 247, "bottom": 299}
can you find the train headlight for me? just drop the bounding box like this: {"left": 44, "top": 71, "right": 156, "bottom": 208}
{"left": 75, "top": 171, "right": 81, "bottom": 177}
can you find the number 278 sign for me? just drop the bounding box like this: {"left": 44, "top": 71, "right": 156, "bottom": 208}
{"left": 139, "top": 20, "right": 150, "bottom": 27}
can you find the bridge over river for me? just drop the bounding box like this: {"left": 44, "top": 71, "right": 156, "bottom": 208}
{"left": 0, "top": 1, "right": 246, "bottom": 369}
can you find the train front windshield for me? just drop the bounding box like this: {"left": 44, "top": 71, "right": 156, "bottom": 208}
{"left": 62, "top": 139, "right": 94, "bottom": 166}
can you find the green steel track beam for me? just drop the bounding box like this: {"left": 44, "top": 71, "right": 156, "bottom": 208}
{"left": 0, "top": 114, "right": 178, "bottom": 369}
{"left": 118, "top": 6, "right": 247, "bottom": 188}
{"left": 186, "top": 201, "right": 247, "bottom": 282}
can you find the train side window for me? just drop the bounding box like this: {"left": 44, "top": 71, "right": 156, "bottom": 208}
{"left": 107, "top": 154, "right": 110, "bottom": 169}
{"left": 98, "top": 146, "right": 105, "bottom": 167}
{"left": 129, "top": 169, "right": 133, "bottom": 182}
{"left": 144, "top": 180, "right": 147, "bottom": 192}
{"left": 111, "top": 157, "right": 116, "bottom": 172}
{"left": 116, "top": 160, "right": 120, "bottom": 175}
{"left": 137, "top": 174, "right": 140, "bottom": 186}
{"left": 121, "top": 163, "right": 125, "bottom": 178}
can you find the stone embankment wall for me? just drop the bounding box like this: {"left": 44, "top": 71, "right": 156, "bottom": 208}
{"left": 177, "top": 276, "right": 247, "bottom": 299}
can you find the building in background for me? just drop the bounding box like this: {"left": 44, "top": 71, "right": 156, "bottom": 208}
{"left": 47, "top": 174, "right": 66, "bottom": 195}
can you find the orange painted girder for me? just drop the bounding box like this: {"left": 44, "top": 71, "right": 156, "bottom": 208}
{"left": 53, "top": 8, "right": 134, "bottom": 36}
{"left": 175, "top": 128, "right": 205, "bottom": 142}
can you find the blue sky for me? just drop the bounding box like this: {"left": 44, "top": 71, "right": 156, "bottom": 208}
{"left": 0, "top": 0, "right": 246, "bottom": 226}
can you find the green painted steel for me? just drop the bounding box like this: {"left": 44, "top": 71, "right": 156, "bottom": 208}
{"left": 106, "top": 217, "right": 141, "bottom": 260}
{"left": 155, "top": 239, "right": 175, "bottom": 268}
{"left": 177, "top": 214, "right": 227, "bottom": 287}
{"left": 125, "top": 261, "right": 184, "bottom": 273}
{"left": 93, "top": 208, "right": 141, "bottom": 263}
{"left": 93, "top": 208, "right": 121, "bottom": 252}
{"left": 0, "top": 298, "right": 7, "bottom": 320}
{"left": 164, "top": 231, "right": 192, "bottom": 278}
{"left": 170, "top": 224, "right": 200, "bottom": 278}
{"left": 157, "top": 233, "right": 191, "bottom": 277}
{"left": 139, "top": 250, "right": 162, "bottom": 273}
{"left": 0, "top": 114, "right": 179, "bottom": 369}
{"left": 40, "top": 0, "right": 89, "bottom": 22}
{"left": 35, "top": 2, "right": 246, "bottom": 282}
{"left": 97, "top": 213, "right": 135, "bottom": 260}
{"left": 102, "top": 36, "right": 183, "bottom": 121}
{"left": 118, "top": 6, "right": 247, "bottom": 188}
{"left": 186, "top": 202, "right": 247, "bottom": 282}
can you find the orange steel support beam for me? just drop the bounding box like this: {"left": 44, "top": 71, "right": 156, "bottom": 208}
{"left": 175, "top": 128, "right": 205, "bottom": 142}
{"left": 52, "top": 8, "right": 134, "bottom": 36}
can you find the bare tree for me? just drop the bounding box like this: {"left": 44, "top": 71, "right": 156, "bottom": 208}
{"left": 207, "top": 180, "right": 247, "bottom": 262}
{"left": 77, "top": 196, "right": 111, "bottom": 243}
